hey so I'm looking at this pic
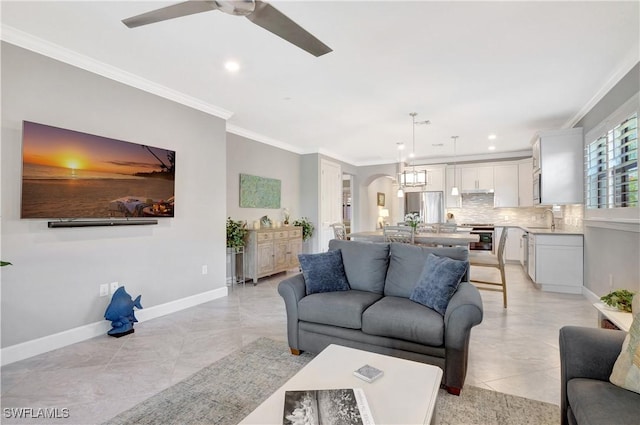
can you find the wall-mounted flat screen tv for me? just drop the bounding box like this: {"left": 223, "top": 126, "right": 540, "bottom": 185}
{"left": 21, "top": 121, "right": 175, "bottom": 219}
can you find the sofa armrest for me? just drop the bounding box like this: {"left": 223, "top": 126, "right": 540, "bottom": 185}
{"left": 559, "top": 326, "right": 626, "bottom": 425}
{"left": 278, "top": 273, "right": 307, "bottom": 350}
{"left": 560, "top": 326, "right": 626, "bottom": 382}
{"left": 441, "top": 282, "right": 483, "bottom": 392}
{"left": 444, "top": 282, "right": 483, "bottom": 350}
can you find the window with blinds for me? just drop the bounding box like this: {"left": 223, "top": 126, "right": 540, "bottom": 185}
{"left": 585, "top": 112, "right": 638, "bottom": 209}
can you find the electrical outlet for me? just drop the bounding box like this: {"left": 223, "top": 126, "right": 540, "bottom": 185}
{"left": 99, "top": 284, "right": 109, "bottom": 297}
{"left": 202, "top": 265, "right": 208, "bottom": 275}
{"left": 110, "top": 282, "right": 119, "bottom": 294}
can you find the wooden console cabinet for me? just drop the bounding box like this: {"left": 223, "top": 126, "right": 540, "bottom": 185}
{"left": 245, "top": 227, "right": 303, "bottom": 284}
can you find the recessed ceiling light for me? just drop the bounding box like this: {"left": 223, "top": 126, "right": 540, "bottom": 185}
{"left": 224, "top": 60, "right": 240, "bottom": 72}
{"left": 488, "top": 145, "right": 496, "bottom": 151}
{"left": 488, "top": 134, "right": 497, "bottom": 140}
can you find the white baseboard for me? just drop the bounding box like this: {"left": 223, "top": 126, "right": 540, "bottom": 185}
{"left": 0, "top": 287, "right": 228, "bottom": 366}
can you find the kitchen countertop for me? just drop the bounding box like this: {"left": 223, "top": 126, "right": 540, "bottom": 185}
{"left": 494, "top": 224, "right": 584, "bottom": 236}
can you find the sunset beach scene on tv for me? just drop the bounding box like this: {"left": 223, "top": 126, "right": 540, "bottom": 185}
{"left": 21, "top": 121, "right": 175, "bottom": 219}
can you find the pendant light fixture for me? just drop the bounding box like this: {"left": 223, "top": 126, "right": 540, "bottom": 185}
{"left": 399, "top": 113, "right": 429, "bottom": 187}
{"left": 451, "top": 136, "right": 459, "bottom": 196}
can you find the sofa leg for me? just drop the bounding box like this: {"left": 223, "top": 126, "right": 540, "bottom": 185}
{"left": 290, "top": 348, "right": 302, "bottom": 356}
{"left": 445, "top": 386, "right": 461, "bottom": 396}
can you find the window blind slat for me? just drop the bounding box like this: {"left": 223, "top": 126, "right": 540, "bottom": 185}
{"left": 585, "top": 112, "right": 638, "bottom": 209}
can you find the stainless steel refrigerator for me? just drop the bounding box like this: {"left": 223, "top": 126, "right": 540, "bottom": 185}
{"left": 405, "top": 191, "right": 445, "bottom": 224}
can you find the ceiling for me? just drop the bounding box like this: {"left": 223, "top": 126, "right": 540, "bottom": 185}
{"left": 2, "top": 1, "right": 638, "bottom": 166}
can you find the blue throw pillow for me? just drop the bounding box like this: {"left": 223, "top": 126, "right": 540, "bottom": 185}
{"left": 409, "top": 253, "right": 469, "bottom": 315}
{"left": 298, "top": 249, "right": 350, "bottom": 295}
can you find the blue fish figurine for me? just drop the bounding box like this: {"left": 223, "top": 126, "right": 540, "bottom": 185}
{"left": 104, "top": 286, "right": 142, "bottom": 337}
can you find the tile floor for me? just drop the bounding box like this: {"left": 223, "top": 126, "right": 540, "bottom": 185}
{"left": 0, "top": 263, "right": 596, "bottom": 424}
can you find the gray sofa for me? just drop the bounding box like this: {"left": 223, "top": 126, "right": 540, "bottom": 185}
{"left": 559, "top": 326, "right": 640, "bottom": 425}
{"left": 278, "top": 239, "right": 484, "bottom": 394}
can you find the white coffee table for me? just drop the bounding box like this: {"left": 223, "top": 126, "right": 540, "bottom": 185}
{"left": 240, "top": 344, "right": 443, "bottom": 425}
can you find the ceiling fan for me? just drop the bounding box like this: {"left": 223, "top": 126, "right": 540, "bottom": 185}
{"left": 122, "top": 0, "right": 332, "bottom": 57}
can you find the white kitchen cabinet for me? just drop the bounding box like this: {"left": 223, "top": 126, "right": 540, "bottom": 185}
{"left": 532, "top": 128, "right": 584, "bottom": 205}
{"left": 493, "top": 165, "right": 519, "bottom": 207}
{"left": 530, "top": 233, "right": 584, "bottom": 294}
{"left": 445, "top": 166, "right": 461, "bottom": 208}
{"left": 518, "top": 159, "right": 534, "bottom": 207}
{"left": 528, "top": 234, "right": 536, "bottom": 281}
{"left": 519, "top": 231, "right": 528, "bottom": 267}
{"left": 507, "top": 227, "right": 524, "bottom": 262}
{"left": 425, "top": 167, "right": 445, "bottom": 191}
{"left": 461, "top": 166, "right": 494, "bottom": 192}
{"left": 495, "top": 227, "right": 524, "bottom": 262}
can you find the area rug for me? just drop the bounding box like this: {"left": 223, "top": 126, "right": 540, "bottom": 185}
{"left": 103, "top": 338, "right": 559, "bottom": 425}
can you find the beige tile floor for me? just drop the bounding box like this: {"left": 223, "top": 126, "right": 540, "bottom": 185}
{"left": 0, "top": 263, "right": 596, "bottom": 424}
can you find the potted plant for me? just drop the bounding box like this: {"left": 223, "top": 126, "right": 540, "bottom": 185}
{"left": 1, "top": 261, "right": 11, "bottom": 267}
{"left": 292, "top": 217, "right": 314, "bottom": 242}
{"left": 600, "top": 289, "right": 636, "bottom": 313}
{"left": 226, "top": 217, "right": 248, "bottom": 250}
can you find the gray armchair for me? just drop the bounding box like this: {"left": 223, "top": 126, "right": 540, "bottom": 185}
{"left": 559, "top": 326, "right": 640, "bottom": 425}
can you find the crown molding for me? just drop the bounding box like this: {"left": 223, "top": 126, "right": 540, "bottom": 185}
{"left": 1, "top": 25, "right": 233, "bottom": 120}
{"left": 564, "top": 50, "right": 639, "bottom": 129}
{"left": 226, "top": 124, "right": 304, "bottom": 154}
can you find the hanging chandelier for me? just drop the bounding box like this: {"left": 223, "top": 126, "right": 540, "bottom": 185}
{"left": 398, "top": 112, "right": 429, "bottom": 187}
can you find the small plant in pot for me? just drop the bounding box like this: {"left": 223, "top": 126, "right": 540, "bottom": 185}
{"left": 226, "top": 217, "right": 248, "bottom": 251}
{"left": 292, "top": 217, "right": 314, "bottom": 242}
{"left": 600, "top": 289, "right": 636, "bottom": 313}
{"left": 1, "top": 261, "right": 11, "bottom": 267}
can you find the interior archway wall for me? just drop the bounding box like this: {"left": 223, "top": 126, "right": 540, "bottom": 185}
{"left": 355, "top": 164, "right": 403, "bottom": 232}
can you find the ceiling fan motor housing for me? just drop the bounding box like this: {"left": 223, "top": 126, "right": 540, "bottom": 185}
{"left": 216, "top": 0, "right": 255, "bottom": 16}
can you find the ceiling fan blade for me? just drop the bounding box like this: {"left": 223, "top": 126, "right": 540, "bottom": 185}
{"left": 122, "top": 0, "right": 218, "bottom": 28}
{"left": 246, "top": 0, "right": 332, "bottom": 57}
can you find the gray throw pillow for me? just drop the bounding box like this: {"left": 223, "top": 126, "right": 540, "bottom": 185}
{"left": 298, "top": 249, "right": 350, "bottom": 295}
{"left": 409, "top": 253, "right": 468, "bottom": 315}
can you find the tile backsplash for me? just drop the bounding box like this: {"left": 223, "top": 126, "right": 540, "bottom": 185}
{"left": 446, "top": 193, "right": 583, "bottom": 229}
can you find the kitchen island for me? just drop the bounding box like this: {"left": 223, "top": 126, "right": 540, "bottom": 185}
{"left": 347, "top": 230, "right": 479, "bottom": 246}
{"left": 496, "top": 224, "right": 584, "bottom": 294}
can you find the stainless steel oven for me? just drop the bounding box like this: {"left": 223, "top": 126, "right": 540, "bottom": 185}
{"left": 463, "top": 224, "right": 494, "bottom": 251}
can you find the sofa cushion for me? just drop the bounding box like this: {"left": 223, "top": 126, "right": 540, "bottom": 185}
{"left": 298, "top": 249, "right": 350, "bottom": 295}
{"left": 298, "top": 290, "right": 383, "bottom": 329}
{"left": 385, "top": 243, "right": 469, "bottom": 298}
{"left": 410, "top": 253, "right": 468, "bottom": 315}
{"left": 610, "top": 312, "right": 640, "bottom": 394}
{"left": 328, "top": 239, "right": 389, "bottom": 294}
{"left": 567, "top": 378, "right": 640, "bottom": 425}
{"left": 362, "top": 296, "right": 444, "bottom": 346}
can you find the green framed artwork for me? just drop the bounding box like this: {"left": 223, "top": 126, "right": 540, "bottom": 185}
{"left": 239, "top": 174, "right": 281, "bottom": 208}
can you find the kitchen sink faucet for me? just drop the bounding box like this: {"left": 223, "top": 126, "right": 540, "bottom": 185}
{"left": 543, "top": 209, "right": 556, "bottom": 231}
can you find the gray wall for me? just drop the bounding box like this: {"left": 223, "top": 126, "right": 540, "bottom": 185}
{"left": 1, "top": 43, "right": 227, "bottom": 348}
{"left": 575, "top": 63, "right": 640, "bottom": 131}
{"left": 576, "top": 62, "right": 640, "bottom": 296}
{"left": 226, "top": 133, "right": 301, "bottom": 224}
